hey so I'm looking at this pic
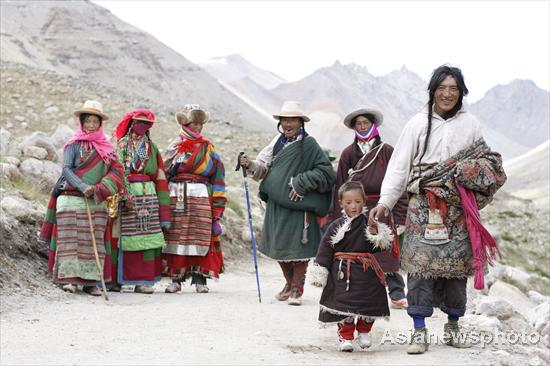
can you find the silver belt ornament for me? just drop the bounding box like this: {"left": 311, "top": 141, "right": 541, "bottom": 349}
{"left": 176, "top": 183, "right": 186, "bottom": 211}
{"left": 136, "top": 199, "right": 151, "bottom": 232}
{"left": 421, "top": 208, "right": 450, "bottom": 245}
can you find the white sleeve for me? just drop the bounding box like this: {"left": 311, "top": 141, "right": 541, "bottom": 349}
{"left": 248, "top": 134, "right": 279, "bottom": 181}
{"left": 378, "top": 120, "right": 419, "bottom": 210}
{"left": 472, "top": 115, "right": 484, "bottom": 141}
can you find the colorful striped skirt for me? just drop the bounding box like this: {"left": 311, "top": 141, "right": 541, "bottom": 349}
{"left": 50, "top": 195, "right": 112, "bottom": 285}
{"left": 110, "top": 181, "right": 165, "bottom": 286}
{"left": 162, "top": 182, "right": 224, "bottom": 279}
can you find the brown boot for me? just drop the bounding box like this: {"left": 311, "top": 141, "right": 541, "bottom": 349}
{"left": 291, "top": 261, "right": 308, "bottom": 292}
{"left": 275, "top": 283, "right": 292, "bottom": 301}
{"left": 62, "top": 284, "right": 77, "bottom": 293}
{"left": 278, "top": 262, "right": 294, "bottom": 284}
{"left": 288, "top": 287, "right": 302, "bottom": 306}
{"left": 276, "top": 261, "right": 294, "bottom": 301}
{"left": 83, "top": 286, "right": 102, "bottom": 296}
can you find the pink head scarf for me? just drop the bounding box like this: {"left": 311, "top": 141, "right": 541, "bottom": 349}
{"left": 355, "top": 123, "right": 380, "bottom": 143}
{"left": 63, "top": 120, "right": 116, "bottom": 163}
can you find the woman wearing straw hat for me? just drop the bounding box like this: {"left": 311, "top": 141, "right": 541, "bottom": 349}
{"left": 111, "top": 108, "right": 171, "bottom": 294}
{"left": 161, "top": 104, "right": 226, "bottom": 294}
{"left": 239, "top": 101, "right": 335, "bottom": 305}
{"left": 330, "top": 108, "right": 409, "bottom": 309}
{"left": 39, "top": 100, "right": 124, "bottom": 296}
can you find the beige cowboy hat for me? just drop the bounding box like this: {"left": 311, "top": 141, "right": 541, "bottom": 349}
{"left": 174, "top": 104, "right": 210, "bottom": 126}
{"left": 74, "top": 100, "right": 109, "bottom": 121}
{"left": 273, "top": 101, "right": 310, "bottom": 122}
{"left": 343, "top": 108, "right": 384, "bottom": 129}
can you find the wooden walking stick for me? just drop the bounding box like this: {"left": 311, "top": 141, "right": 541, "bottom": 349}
{"left": 84, "top": 197, "right": 109, "bottom": 301}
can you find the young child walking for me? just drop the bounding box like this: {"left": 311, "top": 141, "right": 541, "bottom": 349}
{"left": 308, "top": 181, "right": 393, "bottom": 352}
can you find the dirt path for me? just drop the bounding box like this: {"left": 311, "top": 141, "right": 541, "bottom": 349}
{"left": 0, "top": 259, "right": 521, "bottom": 365}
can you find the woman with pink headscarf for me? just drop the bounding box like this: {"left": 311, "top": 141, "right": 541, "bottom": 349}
{"left": 39, "top": 100, "right": 124, "bottom": 296}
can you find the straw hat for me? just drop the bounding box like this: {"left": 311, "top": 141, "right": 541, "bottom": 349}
{"left": 273, "top": 101, "right": 310, "bottom": 122}
{"left": 74, "top": 100, "right": 109, "bottom": 120}
{"left": 343, "top": 108, "right": 384, "bottom": 129}
{"left": 174, "top": 104, "right": 210, "bottom": 125}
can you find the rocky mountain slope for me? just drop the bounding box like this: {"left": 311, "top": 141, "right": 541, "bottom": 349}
{"left": 0, "top": 0, "right": 270, "bottom": 130}
{"left": 202, "top": 55, "right": 549, "bottom": 160}
{"left": 200, "top": 55, "right": 284, "bottom": 120}
{"left": 201, "top": 54, "right": 286, "bottom": 90}
{"left": 270, "top": 62, "right": 428, "bottom": 151}
{"left": 470, "top": 79, "right": 550, "bottom": 150}
{"left": 503, "top": 140, "right": 550, "bottom": 208}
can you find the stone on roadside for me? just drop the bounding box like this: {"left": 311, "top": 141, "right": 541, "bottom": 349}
{"left": 23, "top": 146, "right": 48, "bottom": 160}
{"left": 475, "top": 296, "right": 514, "bottom": 320}
{"left": 527, "top": 301, "right": 550, "bottom": 337}
{"left": 19, "top": 158, "right": 61, "bottom": 190}
{"left": 241, "top": 227, "right": 252, "bottom": 243}
{"left": 3, "top": 157, "right": 20, "bottom": 166}
{"left": 528, "top": 291, "right": 549, "bottom": 306}
{"left": 462, "top": 313, "right": 501, "bottom": 332}
{"left": 0, "top": 196, "right": 34, "bottom": 222}
{"left": 489, "top": 280, "right": 535, "bottom": 315}
{"left": 45, "top": 106, "right": 60, "bottom": 114}
{"left": 50, "top": 124, "right": 75, "bottom": 148}
{"left": 19, "top": 132, "right": 58, "bottom": 162}
{"left": 0, "top": 128, "right": 14, "bottom": 155}
{"left": 1, "top": 163, "right": 22, "bottom": 181}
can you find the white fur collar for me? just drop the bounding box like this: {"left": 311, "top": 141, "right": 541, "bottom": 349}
{"left": 330, "top": 210, "right": 367, "bottom": 246}
{"left": 330, "top": 217, "right": 353, "bottom": 246}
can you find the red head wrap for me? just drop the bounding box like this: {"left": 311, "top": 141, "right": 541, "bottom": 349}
{"left": 113, "top": 109, "right": 156, "bottom": 141}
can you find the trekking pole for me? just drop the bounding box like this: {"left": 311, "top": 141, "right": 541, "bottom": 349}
{"left": 84, "top": 198, "right": 109, "bottom": 301}
{"left": 235, "top": 151, "right": 262, "bottom": 303}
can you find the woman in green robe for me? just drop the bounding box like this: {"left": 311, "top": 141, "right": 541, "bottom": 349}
{"left": 239, "top": 101, "right": 335, "bottom": 305}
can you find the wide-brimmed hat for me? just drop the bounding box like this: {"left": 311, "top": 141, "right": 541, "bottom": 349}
{"left": 343, "top": 108, "right": 384, "bottom": 129}
{"left": 74, "top": 100, "right": 109, "bottom": 121}
{"left": 132, "top": 115, "right": 156, "bottom": 123}
{"left": 175, "top": 104, "right": 210, "bottom": 126}
{"left": 273, "top": 101, "right": 310, "bottom": 122}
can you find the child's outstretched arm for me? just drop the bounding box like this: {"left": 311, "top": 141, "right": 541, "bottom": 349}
{"left": 307, "top": 219, "right": 340, "bottom": 287}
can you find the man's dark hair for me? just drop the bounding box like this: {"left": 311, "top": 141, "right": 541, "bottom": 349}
{"left": 419, "top": 65, "right": 469, "bottom": 165}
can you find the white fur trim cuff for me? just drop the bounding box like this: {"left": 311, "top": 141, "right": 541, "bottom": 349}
{"left": 366, "top": 222, "right": 394, "bottom": 250}
{"left": 307, "top": 262, "right": 329, "bottom": 288}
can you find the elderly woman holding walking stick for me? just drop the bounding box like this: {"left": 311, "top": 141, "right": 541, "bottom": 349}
{"left": 239, "top": 101, "right": 335, "bottom": 305}
{"left": 39, "top": 100, "right": 124, "bottom": 297}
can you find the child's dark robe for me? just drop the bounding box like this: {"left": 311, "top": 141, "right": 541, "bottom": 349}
{"left": 315, "top": 213, "right": 390, "bottom": 323}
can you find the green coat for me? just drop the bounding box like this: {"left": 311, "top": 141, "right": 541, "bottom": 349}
{"left": 259, "top": 136, "right": 335, "bottom": 260}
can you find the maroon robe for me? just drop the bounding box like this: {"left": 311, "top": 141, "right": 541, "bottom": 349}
{"left": 331, "top": 140, "right": 408, "bottom": 272}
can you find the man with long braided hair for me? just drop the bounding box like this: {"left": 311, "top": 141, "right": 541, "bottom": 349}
{"left": 370, "top": 65, "right": 506, "bottom": 354}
